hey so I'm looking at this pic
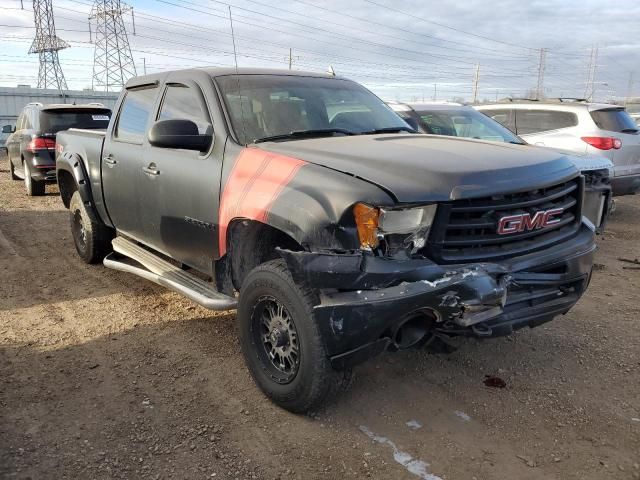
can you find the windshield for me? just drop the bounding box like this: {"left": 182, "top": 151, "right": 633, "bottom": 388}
{"left": 590, "top": 108, "right": 639, "bottom": 133}
{"left": 39, "top": 108, "right": 111, "bottom": 134}
{"left": 216, "top": 75, "right": 410, "bottom": 144}
{"left": 415, "top": 108, "right": 523, "bottom": 143}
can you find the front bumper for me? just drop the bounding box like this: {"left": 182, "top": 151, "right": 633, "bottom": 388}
{"left": 280, "top": 225, "right": 595, "bottom": 369}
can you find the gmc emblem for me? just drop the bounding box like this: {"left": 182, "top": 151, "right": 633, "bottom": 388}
{"left": 497, "top": 208, "right": 564, "bottom": 235}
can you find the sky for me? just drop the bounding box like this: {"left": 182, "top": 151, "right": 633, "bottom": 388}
{"left": 1, "top": 0, "right": 639, "bottom": 102}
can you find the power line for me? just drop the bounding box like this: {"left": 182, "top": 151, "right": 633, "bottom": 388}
{"left": 288, "top": 0, "right": 534, "bottom": 58}
{"left": 221, "top": 0, "right": 533, "bottom": 61}
{"left": 360, "top": 0, "right": 535, "bottom": 52}
{"left": 21, "top": 0, "right": 537, "bottom": 76}
{"left": 154, "top": 0, "right": 532, "bottom": 71}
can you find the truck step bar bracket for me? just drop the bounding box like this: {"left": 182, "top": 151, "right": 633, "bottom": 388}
{"left": 104, "top": 237, "right": 237, "bottom": 310}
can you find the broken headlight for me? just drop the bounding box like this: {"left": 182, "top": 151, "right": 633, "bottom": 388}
{"left": 353, "top": 203, "right": 437, "bottom": 252}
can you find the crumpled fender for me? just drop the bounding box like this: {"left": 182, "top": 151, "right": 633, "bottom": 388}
{"left": 218, "top": 146, "right": 393, "bottom": 256}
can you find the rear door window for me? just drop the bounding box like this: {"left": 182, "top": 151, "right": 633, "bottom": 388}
{"left": 590, "top": 108, "right": 639, "bottom": 133}
{"left": 39, "top": 109, "right": 111, "bottom": 134}
{"left": 481, "top": 109, "right": 516, "bottom": 132}
{"left": 515, "top": 109, "right": 578, "bottom": 135}
{"left": 114, "top": 87, "right": 158, "bottom": 143}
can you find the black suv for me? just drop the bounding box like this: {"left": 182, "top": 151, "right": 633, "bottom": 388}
{"left": 3, "top": 102, "right": 111, "bottom": 196}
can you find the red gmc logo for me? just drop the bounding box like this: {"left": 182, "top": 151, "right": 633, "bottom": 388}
{"left": 497, "top": 208, "right": 564, "bottom": 235}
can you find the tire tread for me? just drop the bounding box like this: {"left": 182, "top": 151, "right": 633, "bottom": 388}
{"left": 239, "top": 259, "right": 351, "bottom": 413}
{"left": 69, "top": 191, "right": 114, "bottom": 263}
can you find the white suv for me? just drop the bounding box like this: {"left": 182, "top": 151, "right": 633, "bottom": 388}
{"left": 476, "top": 102, "right": 640, "bottom": 196}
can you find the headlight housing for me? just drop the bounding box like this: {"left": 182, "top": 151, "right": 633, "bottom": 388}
{"left": 353, "top": 203, "right": 437, "bottom": 252}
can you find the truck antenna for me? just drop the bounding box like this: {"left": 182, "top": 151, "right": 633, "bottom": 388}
{"left": 228, "top": 6, "right": 247, "bottom": 145}
{"left": 228, "top": 6, "right": 238, "bottom": 71}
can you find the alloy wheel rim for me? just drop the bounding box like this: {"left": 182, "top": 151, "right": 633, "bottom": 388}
{"left": 254, "top": 295, "right": 300, "bottom": 382}
{"left": 73, "top": 211, "right": 87, "bottom": 249}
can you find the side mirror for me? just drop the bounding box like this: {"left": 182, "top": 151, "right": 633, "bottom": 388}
{"left": 148, "top": 119, "right": 212, "bottom": 152}
{"left": 2, "top": 125, "right": 15, "bottom": 134}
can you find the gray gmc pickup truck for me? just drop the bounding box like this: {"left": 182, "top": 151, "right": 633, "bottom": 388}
{"left": 56, "top": 68, "right": 595, "bottom": 412}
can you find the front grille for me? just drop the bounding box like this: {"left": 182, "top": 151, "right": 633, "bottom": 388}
{"left": 426, "top": 178, "right": 583, "bottom": 263}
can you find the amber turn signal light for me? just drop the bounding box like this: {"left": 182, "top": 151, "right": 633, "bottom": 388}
{"left": 353, "top": 203, "right": 380, "bottom": 249}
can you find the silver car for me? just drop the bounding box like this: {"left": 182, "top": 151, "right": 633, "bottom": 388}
{"left": 388, "top": 101, "right": 613, "bottom": 231}
{"left": 476, "top": 101, "right": 640, "bottom": 196}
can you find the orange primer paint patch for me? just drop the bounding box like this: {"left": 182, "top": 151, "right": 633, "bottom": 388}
{"left": 218, "top": 148, "right": 305, "bottom": 256}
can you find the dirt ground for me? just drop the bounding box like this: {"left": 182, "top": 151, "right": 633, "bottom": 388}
{"left": 1, "top": 152, "right": 638, "bottom": 480}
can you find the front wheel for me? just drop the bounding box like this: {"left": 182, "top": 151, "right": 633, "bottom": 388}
{"left": 24, "top": 161, "right": 45, "bottom": 196}
{"left": 238, "top": 259, "right": 351, "bottom": 413}
{"left": 69, "top": 191, "right": 114, "bottom": 264}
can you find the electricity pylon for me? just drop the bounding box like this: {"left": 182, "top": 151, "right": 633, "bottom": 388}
{"left": 29, "top": 0, "right": 69, "bottom": 90}
{"left": 90, "top": 0, "right": 137, "bottom": 91}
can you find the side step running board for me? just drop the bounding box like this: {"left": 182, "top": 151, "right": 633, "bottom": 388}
{"left": 103, "top": 237, "right": 237, "bottom": 311}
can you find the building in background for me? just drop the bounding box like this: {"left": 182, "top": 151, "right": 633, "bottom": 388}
{"left": 1, "top": 85, "right": 118, "bottom": 146}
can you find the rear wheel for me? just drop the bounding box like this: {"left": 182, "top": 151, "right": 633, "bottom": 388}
{"left": 69, "top": 190, "right": 114, "bottom": 264}
{"left": 24, "top": 161, "right": 45, "bottom": 196}
{"left": 238, "top": 259, "right": 351, "bottom": 413}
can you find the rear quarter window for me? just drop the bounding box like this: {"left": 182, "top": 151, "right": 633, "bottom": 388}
{"left": 590, "top": 108, "right": 639, "bottom": 133}
{"left": 515, "top": 110, "right": 578, "bottom": 135}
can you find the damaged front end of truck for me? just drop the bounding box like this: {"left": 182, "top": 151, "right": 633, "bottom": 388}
{"left": 278, "top": 176, "right": 596, "bottom": 370}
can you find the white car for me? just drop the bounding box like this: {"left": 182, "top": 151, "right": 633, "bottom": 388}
{"left": 475, "top": 101, "right": 640, "bottom": 196}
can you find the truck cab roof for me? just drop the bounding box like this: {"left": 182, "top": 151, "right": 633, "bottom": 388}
{"left": 125, "top": 67, "right": 344, "bottom": 89}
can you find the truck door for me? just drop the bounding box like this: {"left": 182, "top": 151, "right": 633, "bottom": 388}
{"left": 102, "top": 85, "right": 160, "bottom": 241}
{"left": 139, "top": 77, "right": 223, "bottom": 274}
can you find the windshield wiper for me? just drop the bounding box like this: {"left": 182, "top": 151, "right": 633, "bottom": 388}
{"left": 253, "top": 128, "right": 355, "bottom": 144}
{"left": 621, "top": 128, "right": 639, "bottom": 134}
{"left": 360, "top": 126, "right": 417, "bottom": 135}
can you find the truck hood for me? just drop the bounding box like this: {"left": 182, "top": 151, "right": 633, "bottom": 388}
{"left": 258, "top": 134, "right": 579, "bottom": 202}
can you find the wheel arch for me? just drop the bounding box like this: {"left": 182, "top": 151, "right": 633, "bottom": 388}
{"left": 57, "top": 169, "right": 76, "bottom": 208}
{"left": 223, "top": 219, "right": 304, "bottom": 291}
{"left": 56, "top": 152, "right": 100, "bottom": 222}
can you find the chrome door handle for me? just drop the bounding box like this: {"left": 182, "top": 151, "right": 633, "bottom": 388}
{"left": 103, "top": 154, "right": 117, "bottom": 165}
{"left": 142, "top": 164, "right": 160, "bottom": 176}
